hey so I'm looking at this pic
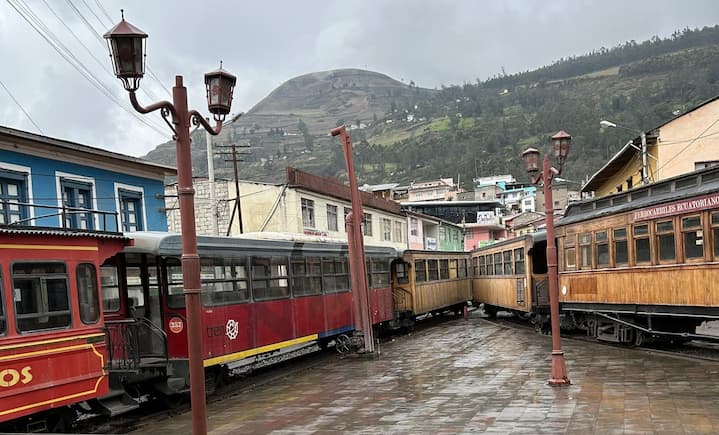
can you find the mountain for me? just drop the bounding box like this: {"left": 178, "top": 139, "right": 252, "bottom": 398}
{"left": 142, "top": 68, "right": 435, "bottom": 180}
{"left": 142, "top": 26, "right": 719, "bottom": 187}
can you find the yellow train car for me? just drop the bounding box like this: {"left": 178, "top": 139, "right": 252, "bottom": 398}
{"left": 390, "top": 250, "right": 471, "bottom": 327}
{"left": 470, "top": 233, "right": 549, "bottom": 321}
{"left": 556, "top": 166, "right": 719, "bottom": 344}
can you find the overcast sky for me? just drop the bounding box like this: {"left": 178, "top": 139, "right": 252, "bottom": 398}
{"left": 1, "top": 0, "right": 718, "bottom": 157}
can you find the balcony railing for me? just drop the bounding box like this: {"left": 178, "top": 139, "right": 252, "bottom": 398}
{"left": 1, "top": 200, "right": 119, "bottom": 232}
{"left": 104, "top": 318, "right": 168, "bottom": 372}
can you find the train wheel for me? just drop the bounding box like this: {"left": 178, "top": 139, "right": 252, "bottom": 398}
{"left": 633, "top": 331, "right": 645, "bottom": 347}
{"left": 335, "top": 334, "right": 352, "bottom": 354}
{"left": 483, "top": 304, "right": 497, "bottom": 318}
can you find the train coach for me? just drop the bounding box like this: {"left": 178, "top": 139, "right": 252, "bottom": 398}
{"left": 470, "top": 233, "right": 549, "bottom": 326}
{"left": 390, "top": 250, "right": 472, "bottom": 329}
{"left": 98, "top": 231, "right": 398, "bottom": 411}
{"left": 555, "top": 165, "right": 719, "bottom": 345}
{"left": 0, "top": 227, "right": 127, "bottom": 432}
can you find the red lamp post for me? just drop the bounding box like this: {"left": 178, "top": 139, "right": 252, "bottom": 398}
{"left": 521, "top": 131, "right": 572, "bottom": 387}
{"left": 105, "top": 11, "right": 237, "bottom": 435}
{"left": 331, "top": 126, "right": 374, "bottom": 353}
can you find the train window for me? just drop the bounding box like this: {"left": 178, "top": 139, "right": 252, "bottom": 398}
{"left": 595, "top": 231, "right": 610, "bottom": 267}
{"left": 428, "top": 260, "right": 439, "bottom": 281}
{"left": 484, "top": 254, "right": 492, "bottom": 275}
{"left": 564, "top": 234, "right": 576, "bottom": 270}
{"left": 13, "top": 262, "right": 71, "bottom": 332}
{"left": 395, "top": 262, "right": 409, "bottom": 284}
{"left": 77, "top": 263, "right": 100, "bottom": 324}
{"left": 656, "top": 220, "right": 676, "bottom": 262}
{"left": 579, "top": 233, "right": 592, "bottom": 269}
{"left": 252, "top": 257, "right": 290, "bottom": 299}
{"left": 633, "top": 224, "right": 651, "bottom": 264}
{"left": 458, "top": 259, "right": 467, "bottom": 278}
{"left": 414, "top": 260, "right": 427, "bottom": 282}
{"left": 167, "top": 258, "right": 185, "bottom": 309}
{"left": 682, "top": 215, "right": 704, "bottom": 260}
{"left": 712, "top": 212, "right": 719, "bottom": 259}
{"left": 201, "top": 257, "right": 250, "bottom": 305}
{"left": 292, "top": 257, "right": 323, "bottom": 296}
{"left": 322, "top": 258, "right": 350, "bottom": 293}
{"left": 514, "top": 248, "right": 525, "bottom": 275}
{"left": 439, "top": 259, "right": 449, "bottom": 280}
{"left": 100, "top": 264, "right": 121, "bottom": 311}
{"left": 369, "top": 259, "right": 390, "bottom": 288}
{"left": 613, "top": 228, "right": 629, "bottom": 266}
{"left": 448, "top": 259, "right": 457, "bottom": 279}
{"left": 476, "top": 257, "right": 484, "bottom": 276}
{"left": 503, "top": 251, "right": 512, "bottom": 275}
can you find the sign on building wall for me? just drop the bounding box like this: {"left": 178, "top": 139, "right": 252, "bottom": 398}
{"left": 425, "top": 237, "right": 437, "bottom": 250}
{"left": 477, "top": 211, "right": 495, "bottom": 224}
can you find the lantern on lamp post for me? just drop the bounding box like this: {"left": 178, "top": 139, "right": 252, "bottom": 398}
{"left": 521, "top": 131, "right": 572, "bottom": 387}
{"left": 104, "top": 11, "right": 237, "bottom": 435}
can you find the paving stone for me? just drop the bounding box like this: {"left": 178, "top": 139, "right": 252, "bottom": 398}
{"left": 132, "top": 312, "right": 719, "bottom": 434}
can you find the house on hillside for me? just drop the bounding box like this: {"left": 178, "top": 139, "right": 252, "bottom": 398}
{"left": 0, "top": 125, "right": 174, "bottom": 232}
{"left": 583, "top": 96, "right": 719, "bottom": 196}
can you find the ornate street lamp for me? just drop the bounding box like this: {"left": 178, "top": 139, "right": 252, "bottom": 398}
{"left": 521, "top": 131, "right": 572, "bottom": 387}
{"left": 105, "top": 12, "right": 236, "bottom": 434}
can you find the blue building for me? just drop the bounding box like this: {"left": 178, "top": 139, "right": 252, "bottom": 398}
{"left": 0, "top": 126, "right": 175, "bottom": 232}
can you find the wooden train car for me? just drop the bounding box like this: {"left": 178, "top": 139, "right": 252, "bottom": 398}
{"left": 555, "top": 165, "right": 719, "bottom": 344}
{"left": 0, "top": 227, "right": 127, "bottom": 432}
{"left": 100, "top": 232, "right": 397, "bottom": 408}
{"left": 470, "top": 233, "right": 549, "bottom": 322}
{"left": 391, "top": 250, "right": 471, "bottom": 327}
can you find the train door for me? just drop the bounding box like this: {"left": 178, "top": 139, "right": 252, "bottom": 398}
{"left": 123, "top": 253, "right": 162, "bottom": 327}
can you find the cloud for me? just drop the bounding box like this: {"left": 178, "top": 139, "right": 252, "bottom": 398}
{"left": 1, "top": 0, "right": 718, "bottom": 156}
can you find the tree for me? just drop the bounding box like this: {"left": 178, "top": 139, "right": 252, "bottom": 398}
{"left": 298, "top": 119, "right": 313, "bottom": 150}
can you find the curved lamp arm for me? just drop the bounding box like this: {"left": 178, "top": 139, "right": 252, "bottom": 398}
{"left": 190, "top": 110, "right": 223, "bottom": 136}
{"left": 129, "top": 91, "right": 176, "bottom": 133}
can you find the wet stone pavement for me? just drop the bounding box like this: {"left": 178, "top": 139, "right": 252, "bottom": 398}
{"left": 134, "top": 312, "right": 719, "bottom": 434}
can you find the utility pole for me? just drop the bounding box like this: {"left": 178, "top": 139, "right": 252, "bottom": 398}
{"left": 215, "top": 143, "right": 251, "bottom": 235}
{"left": 206, "top": 122, "right": 218, "bottom": 236}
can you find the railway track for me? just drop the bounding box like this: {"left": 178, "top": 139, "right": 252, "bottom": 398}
{"left": 481, "top": 313, "right": 719, "bottom": 363}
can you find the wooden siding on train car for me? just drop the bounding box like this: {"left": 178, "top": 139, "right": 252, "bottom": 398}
{"left": 400, "top": 251, "right": 471, "bottom": 315}
{"left": 411, "top": 279, "right": 471, "bottom": 315}
{"left": 471, "top": 236, "right": 534, "bottom": 313}
{"left": 558, "top": 264, "right": 719, "bottom": 306}
{"left": 556, "top": 204, "right": 719, "bottom": 307}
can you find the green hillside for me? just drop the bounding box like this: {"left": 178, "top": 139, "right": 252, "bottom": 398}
{"left": 143, "top": 26, "right": 719, "bottom": 188}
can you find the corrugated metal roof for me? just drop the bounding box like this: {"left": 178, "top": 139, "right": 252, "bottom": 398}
{"left": 0, "top": 225, "right": 128, "bottom": 240}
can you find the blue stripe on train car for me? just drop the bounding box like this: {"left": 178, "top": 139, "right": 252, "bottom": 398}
{"left": 319, "top": 326, "right": 354, "bottom": 338}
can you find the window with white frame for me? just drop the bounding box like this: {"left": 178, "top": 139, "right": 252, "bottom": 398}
{"left": 0, "top": 168, "right": 29, "bottom": 224}
{"left": 61, "top": 178, "right": 94, "bottom": 230}
{"left": 301, "top": 198, "right": 315, "bottom": 228}
{"left": 382, "top": 218, "right": 391, "bottom": 241}
{"left": 327, "top": 204, "right": 338, "bottom": 232}
{"left": 410, "top": 217, "right": 418, "bottom": 236}
{"left": 119, "top": 189, "right": 144, "bottom": 232}
{"left": 363, "top": 213, "right": 373, "bottom": 236}
{"left": 394, "top": 221, "right": 403, "bottom": 242}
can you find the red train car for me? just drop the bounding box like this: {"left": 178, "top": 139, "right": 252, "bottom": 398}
{"left": 100, "top": 232, "right": 396, "bottom": 405}
{"left": 0, "top": 227, "right": 127, "bottom": 432}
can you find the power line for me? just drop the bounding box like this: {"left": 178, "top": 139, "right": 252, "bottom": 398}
{"left": 6, "top": 0, "right": 170, "bottom": 137}
{"left": 655, "top": 116, "right": 719, "bottom": 174}
{"left": 0, "top": 77, "right": 44, "bottom": 134}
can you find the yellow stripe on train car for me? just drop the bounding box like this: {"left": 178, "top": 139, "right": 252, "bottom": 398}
{"left": 203, "top": 334, "right": 319, "bottom": 367}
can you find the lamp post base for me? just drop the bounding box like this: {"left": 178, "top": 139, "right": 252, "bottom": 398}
{"left": 548, "top": 350, "right": 571, "bottom": 386}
